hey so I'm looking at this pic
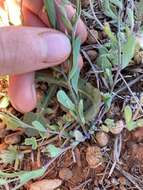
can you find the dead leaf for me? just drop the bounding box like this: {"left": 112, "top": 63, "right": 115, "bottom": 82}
{"left": 4, "top": 133, "right": 21, "bottom": 145}
{"left": 0, "top": 143, "right": 8, "bottom": 151}
{"left": 30, "top": 179, "right": 62, "bottom": 190}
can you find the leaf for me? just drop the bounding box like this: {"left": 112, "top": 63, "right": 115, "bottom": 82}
{"left": 32, "top": 121, "right": 47, "bottom": 133}
{"left": 0, "top": 112, "right": 47, "bottom": 137}
{"left": 78, "top": 80, "right": 101, "bottom": 122}
{"left": 101, "top": 125, "right": 110, "bottom": 133}
{"left": 104, "top": 23, "right": 117, "bottom": 43}
{"left": 0, "top": 146, "right": 18, "bottom": 164}
{"left": 122, "top": 34, "right": 136, "bottom": 68}
{"left": 73, "top": 130, "right": 85, "bottom": 142}
{"left": 25, "top": 137, "right": 38, "bottom": 150}
{"left": 57, "top": 90, "right": 76, "bottom": 111}
{"left": 96, "top": 46, "right": 114, "bottom": 85}
{"left": 0, "top": 178, "right": 7, "bottom": 185}
{"left": 0, "top": 167, "right": 47, "bottom": 190}
{"left": 0, "top": 112, "right": 20, "bottom": 130}
{"left": 105, "top": 118, "right": 115, "bottom": 128}
{"left": 44, "top": 0, "right": 56, "bottom": 28}
{"left": 71, "top": 0, "right": 81, "bottom": 25}
{"left": 126, "top": 121, "right": 137, "bottom": 131}
{"left": 58, "top": 4, "right": 73, "bottom": 31}
{"left": 36, "top": 73, "right": 101, "bottom": 123}
{"left": 102, "top": 93, "right": 113, "bottom": 110}
{"left": 23, "top": 112, "right": 47, "bottom": 137}
{"left": 124, "top": 105, "right": 133, "bottom": 123}
{"left": 135, "top": 0, "right": 143, "bottom": 21}
{"left": 19, "top": 167, "right": 46, "bottom": 184}
{"left": 0, "top": 96, "right": 9, "bottom": 109}
{"left": 136, "top": 119, "right": 143, "bottom": 127}
{"left": 69, "top": 37, "right": 81, "bottom": 94}
{"left": 110, "top": 0, "right": 123, "bottom": 9}
{"left": 126, "top": 7, "right": 134, "bottom": 29}
{"left": 46, "top": 144, "right": 63, "bottom": 158}
{"left": 29, "top": 179, "right": 62, "bottom": 190}
{"left": 78, "top": 99, "right": 85, "bottom": 124}
{"left": 71, "top": 67, "right": 80, "bottom": 95}
{"left": 102, "top": 0, "right": 117, "bottom": 19}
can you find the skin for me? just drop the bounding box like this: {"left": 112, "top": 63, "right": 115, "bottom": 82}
{"left": 0, "top": 0, "right": 87, "bottom": 112}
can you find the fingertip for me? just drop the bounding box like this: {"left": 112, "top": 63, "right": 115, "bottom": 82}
{"left": 76, "top": 20, "right": 88, "bottom": 43}
{"left": 78, "top": 54, "right": 84, "bottom": 69}
{"left": 22, "top": 6, "right": 46, "bottom": 27}
{"left": 65, "top": 4, "right": 87, "bottom": 43}
{"left": 8, "top": 73, "right": 37, "bottom": 113}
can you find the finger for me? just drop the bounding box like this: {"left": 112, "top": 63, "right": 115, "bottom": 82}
{"left": 9, "top": 7, "right": 47, "bottom": 113}
{"left": 8, "top": 72, "right": 36, "bottom": 113}
{"left": 22, "top": 0, "right": 50, "bottom": 26}
{"left": 22, "top": 6, "right": 46, "bottom": 27}
{"left": 23, "top": 0, "right": 87, "bottom": 43}
{"left": 78, "top": 54, "right": 84, "bottom": 69}
{"left": 0, "top": 26, "right": 71, "bottom": 75}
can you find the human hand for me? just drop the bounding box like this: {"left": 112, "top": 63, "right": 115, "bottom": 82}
{"left": 0, "top": 0, "right": 87, "bottom": 112}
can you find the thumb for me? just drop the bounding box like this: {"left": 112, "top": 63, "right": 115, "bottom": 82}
{"left": 0, "top": 26, "right": 71, "bottom": 75}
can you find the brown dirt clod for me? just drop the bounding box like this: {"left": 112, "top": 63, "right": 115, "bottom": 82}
{"left": 59, "top": 168, "right": 73, "bottom": 180}
{"left": 87, "top": 49, "right": 98, "bottom": 60}
{"left": 86, "top": 146, "right": 103, "bottom": 169}
{"left": 95, "top": 132, "right": 109, "bottom": 147}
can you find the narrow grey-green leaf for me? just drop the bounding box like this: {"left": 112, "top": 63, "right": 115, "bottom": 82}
{"left": 124, "top": 105, "right": 133, "bottom": 123}
{"left": 122, "top": 34, "right": 136, "bottom": 68}
{"left": 32, "top": 120, "right": 47, "bottom": 132}
{"left": 70, "top": 37, "right": 81, "bottom": 94}
{"left": 69, "top": 37, "right": 81, "bottom": 79}
{"left": 78, "top": 99, "right": 85, "bottom": 124}
{"left": 44, "top": 0, "right": 56, "bottom": 28}
{"left": 57, "top": 90, "right": 76, "bottom": 111}
{"left": 46, "top": 144, "right": 63, "bottom": 158}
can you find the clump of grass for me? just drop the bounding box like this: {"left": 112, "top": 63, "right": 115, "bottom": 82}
{"left": 0, "top": 1, "right": 101, "bottom": 189}
{"left": 1, "top": 1, "right": 143, "bottom": 189}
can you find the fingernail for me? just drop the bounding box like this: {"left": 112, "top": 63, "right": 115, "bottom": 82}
{"left": 41, "top": 32, "right": 71, "bottom": 64}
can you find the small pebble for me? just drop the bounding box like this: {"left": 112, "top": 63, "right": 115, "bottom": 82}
{"left": 59, "top": 168, "right": 73, "bottom": 180}
{"left": 30, "top": 179, "right": 62, "bottom": 190}
{"left": 95, "top": 132, "right": 109, "bottom": 147}
{"left": 81, "top": 0, "right": 90, "bottom": 7}
{"left": 118, "top": 176, "right": 126, "bottom": 185}
{"left": 87, "top": 49, "right": 98, "bottom": 60}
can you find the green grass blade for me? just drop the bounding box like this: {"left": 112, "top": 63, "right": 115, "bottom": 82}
{"left": 44, "top": 0, "right": 57, "bottom": 28}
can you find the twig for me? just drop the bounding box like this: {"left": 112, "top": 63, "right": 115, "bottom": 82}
{"left": 111, "top": 2, "right": 123, "bottom": 92}
{"left": 89, "top": 0, "right": 104, "bottom": 29}
{"left": 114, "top": 74, "right": 143, "bottom": 95}
{"left": 119, "top": 72, "right": 143, "bottom": 113}
{"left": 45, "top": 146, "right": 71, "bottom": 170}
{"left": 116, "top": 165, "right": 143, "bottom": 190}
{"left": 73, "top": 178, "right": 92, "bottom": 190}
{"left": 81, "top": 49, "right": 100, "bottom": 88}
{"left": 108, "top": 134, "right": 122, "bottom": 177}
